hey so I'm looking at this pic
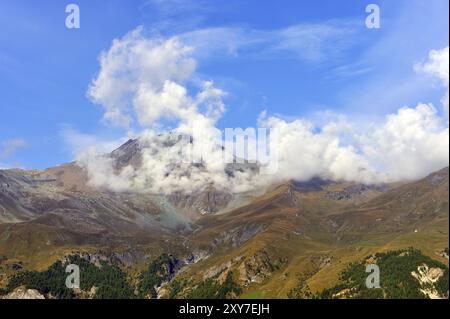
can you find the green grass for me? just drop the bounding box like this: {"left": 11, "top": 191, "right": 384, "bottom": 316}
{"left": 242, "top": 291, "right": 267, "bottom": 299}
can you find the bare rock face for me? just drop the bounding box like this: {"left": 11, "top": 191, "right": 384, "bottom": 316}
{"left": 325, "top": 183, "right": 388, "bottom": 201}
{"left": 238, "top": 250, "right": 286, "bottom": 285}
{"left": 411, "top": 264, "right": 445, "bottom": 299}
{"left": 110, "top": 139, "right": 142, "bottom": 171}
{"left": 1, "top": 286, "right": 45, "bottom": 299}
{"left": 168, "top": 186, "right": 234, "bottom": 217}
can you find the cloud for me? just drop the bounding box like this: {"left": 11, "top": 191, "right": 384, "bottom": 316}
{"left": 259, "top": 103, "right": 449, "bottom": 185}
{"left": 257, "top": 114, "right": 377, "bottom": 184}
{"left": 178, "top": 21, "right": 360, "bottom": 62}
{"left": 77, "top": 146, "right": 135, "bottom": 192}
{"left": 269, "top": 22, "right": 359, "bottom": 62}
{"left": 0, "top": 138, "right": 27, "bottom": 160}
{"left": 361, "top": 103, "right": 449, "bottom": 181}
{"left": 83, "top": 27, "right": 235, "bottom": 193}
{"left": 259, "top": 46, "right": 449, "bottom": 184}
{"left": 415, "top": 46, "right": 449, "bottom": 114}
{"left": 88, "top": 27, "right": 198, "bottom": 127}
{"left": 78, "top": 28, "right": 449, "bottom": 194}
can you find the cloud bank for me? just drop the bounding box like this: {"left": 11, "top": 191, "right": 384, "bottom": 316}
{"left": 76, "top": 28, "right": 449, "bottom": 194}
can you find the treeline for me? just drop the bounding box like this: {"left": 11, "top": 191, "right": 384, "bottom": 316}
{"left": 5, "top": 253, "right": 225, "bottom": 299}
{"left": 7, "top": 260, "right": 75, "bottom": 298}
{"left": 138, "top": 253, "right": 179, "bottom": 298}
{"left": 185, "top": 271, "right": 242, "bottom": 299}
{"left": 287, "top": 274, "right": 313, "bottom": 299}
{"left": 4, "top": 252, "right": 243, "bottom": 299}
{"left": 6, "top": 255, "right": 134, "bottom": 299}
{"left": 138, "top": 254, "right": 243, "bottom": 299}
{"left": 315, "top": 248, "right": 449, "bottom": 299}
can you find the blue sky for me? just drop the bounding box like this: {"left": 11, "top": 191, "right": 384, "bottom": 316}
{"left": 0, "top": 0, "right": 448, "bottom": 169}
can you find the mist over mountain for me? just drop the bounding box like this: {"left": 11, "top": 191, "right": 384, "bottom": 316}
{"left": 0, "top": 130, "right": 448, "bottom": 299}
{"left": 68, "top": 29, "right": 449, "bottom": 198}
{"left": 0, "top": 1, "right": 449, "bottom": 301}
{"left": 1, "top": 154, "right": 448, "bottom": 298}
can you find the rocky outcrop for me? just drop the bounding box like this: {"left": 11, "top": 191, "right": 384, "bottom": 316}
{"left": 411, "top": 264, "right": 445, "bottom": 299}
{"left": 168, "top": 186, "right": 233, "bottom": 216}
{"left": 212, "top": 223, "right": 267, "bottom": 248}
{"left": 238, "top": 250, "right": 287, "bottom": 285}
{"left": 1, "top": 286, "right": 45, "bottom": 299}
{"left": 326, "top": 184, "right": 387, "bottom": 201}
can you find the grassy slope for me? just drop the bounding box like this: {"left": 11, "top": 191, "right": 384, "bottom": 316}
{"left": 181, "top": 169, "right": 449, "bottom": 298}
{"left": 1, "top": 169, "right": 448, "bottom": 298}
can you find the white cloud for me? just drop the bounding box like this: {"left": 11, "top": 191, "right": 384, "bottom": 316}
{"left": 257, "top": 115, "right": 377, "bottom": 184}
{"left": 78, "top": 146, "right": 135, "bottom": 192}
{"left": 415, "top": 46, "right": 449, "bottom": 114}
{"left": 258, "top": 102, "right": 449, "bottom": 184}
{"left": 361, "top": 103, "right": 449, "bottom": 181}
{"left": 270, "top": 22, "right": 358, "bottom": 62}
{"left": 78, "top": 29, "right": 449, "bottom": 194}
{"left": 88, "top": 27, "right": 197, "bottom": 127}
{"left": 178, "top": 21, "right": 360, "bottom": 62}
{"left": 83, "top": 27, "right": 235, "bottom": 193}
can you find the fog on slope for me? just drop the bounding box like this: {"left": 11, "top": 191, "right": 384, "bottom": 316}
{"left": 70, "top": 28, "right": 449, "bottom": 195}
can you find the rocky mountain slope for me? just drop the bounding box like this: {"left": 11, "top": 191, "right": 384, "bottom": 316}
{"left": 0, "top": 138, "right": 448, "bottom": 298}
{"left": 163, "top": 168, "right": 448, "bottom": 298}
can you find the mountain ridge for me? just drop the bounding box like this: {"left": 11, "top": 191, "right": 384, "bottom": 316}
{"left": 0, "top": 138, "right": 448, "bottom": 298}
